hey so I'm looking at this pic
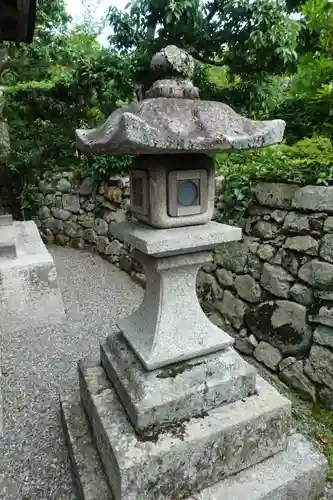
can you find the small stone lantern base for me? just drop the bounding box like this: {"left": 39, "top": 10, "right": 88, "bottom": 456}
{"left": 111, "top": 220, "right": 241, "bottom": 369}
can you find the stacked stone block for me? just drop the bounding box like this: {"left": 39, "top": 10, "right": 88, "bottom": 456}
{"left": 35, "top": 171, "right": 129, "bottom": 259}
{"left": 197, "top": 183, "right": 333, "bottom": 409}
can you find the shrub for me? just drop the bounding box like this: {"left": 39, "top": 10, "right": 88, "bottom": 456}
{"left": 216, "top": 135, "right": 333, "bottom": 221}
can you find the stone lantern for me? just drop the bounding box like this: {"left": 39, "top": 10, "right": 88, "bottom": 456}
{"left": 61, "top": 46, "right": 327, "bottom": 500}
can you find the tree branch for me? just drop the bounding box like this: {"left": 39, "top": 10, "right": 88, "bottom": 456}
{"left": 194, "top": 54, "right": 226, "bottom": 67}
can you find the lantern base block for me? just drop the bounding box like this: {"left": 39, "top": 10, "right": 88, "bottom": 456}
{"left": 60, "top": 359, "right": 327, "bottom": 500}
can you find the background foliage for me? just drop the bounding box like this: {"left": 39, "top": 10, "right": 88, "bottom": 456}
{"left": 0, "top": 0, "right": 332, "bottom": 216}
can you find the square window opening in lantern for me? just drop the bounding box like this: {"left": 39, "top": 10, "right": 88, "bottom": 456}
{"left": 168, "top": 169, "right": 208, "bottom": 217}
{"left": 130, "top": 169, "right": 149, "bottom": 216}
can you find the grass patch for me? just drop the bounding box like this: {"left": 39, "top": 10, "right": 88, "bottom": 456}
{"left": 292, "top": 400, "right": 333, "bottom": 480}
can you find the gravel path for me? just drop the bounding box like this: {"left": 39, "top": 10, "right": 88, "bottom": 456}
{"left": 1, "top": 246, "right": 143, "bottom": 500}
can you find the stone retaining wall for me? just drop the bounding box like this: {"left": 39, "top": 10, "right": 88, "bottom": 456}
{"left": 30, "top": 173, "right": 333, "bottom": 409}
{"left": 198, "top": 183, "right": 333, "bottom": 409}
{"left": 35, "top": 171, "right": 131, "bottom": 265}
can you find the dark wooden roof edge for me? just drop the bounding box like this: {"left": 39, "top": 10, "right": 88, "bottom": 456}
{"left": 0, "top": 0, "right": 37, "bottom": 44}
{"left": 26, "top": 0, "right": 37, "bottom": 43}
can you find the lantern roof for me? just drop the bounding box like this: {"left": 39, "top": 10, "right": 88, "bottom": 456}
{"left": 76, "top": 46, "right": 285, "bottom": 156}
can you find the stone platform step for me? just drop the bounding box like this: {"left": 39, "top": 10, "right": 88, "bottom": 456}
{"left": 60, "top": 391, "right": 327, "bottom": 500}
{"left": 75, "top": 358, "right": 292, "bottom": 500}
{"left": 0, "top": 220, "right": 65, "bottom": 332}
{"left": 100, "top": 332, "right": 257, "bottom": 432}
{"left": 0, "top": 218, "right": 16, "bottom": 258}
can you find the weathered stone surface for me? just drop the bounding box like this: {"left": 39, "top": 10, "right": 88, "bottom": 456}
{"left": 202, "top": 261, "right": 216, "bottom": 273}
{"left": 304, "top": 359, "right": 322, "bottom": 384}
{"left": 38, "top": 206, "right": 51, "bottom": 220}
{"left": 76, "top": 88, "right": 285, "bottom": 156}
{"left": 51, "top": 208, "right": 71, "bottom": 221}
{"left": 101, "top": 333, "right": 256, "bottom": 431}
{"left": 63, "top": 221, "right": 79, "bottom": 238}
{"left": 234, "top": 274, "right": 262, "bottom": 303}
{"left": 112, "top": 220, "right": 241, "bottom": 258}
{"left": 234, "top": 337, "right": 254, "bottom": 355}
{"left": 62, "top": 194, "right": 80, "bottom": 212}
{"left": 39, "top": 180, "right": 53, "bottom": 194}
{"left": 82, "top": 228, "right": 98, "bottom": 244}
{"left": 252, "top": 221, "right": 279, "bottom": 240}
{"left": 0, "top": 221, "right": 65, "bottom": 332}
{"left": 314, "top": 289, "right": 333, "bottom": 300}
{"left": 102, "top": 211, "right": 116, "bottom": 224}
{"left": 109, "top": 210, "right": 127, "bottom": 225}
{"left": 307, "top": 344, "right": 333, "bottom": 389}
{"left": 78, "top": 359, "right": 291, "bottom": 500}
{"left": 104, "top": 186, "right": 123, "bottom": 204}
{"left": 281, "top": 249, "right": 299, "bottom": 276}
{"left": 77, "top": 213, "right": 95, "bottom": 229}
{"left": 80, "top": 177, "right": 95, "bottom": 196}
{"left": 313, "top": 325, "right": 333, "bottom": 347}
{"left": 72, "top": 237, "right": 86, "bottom": 249}
{"left": 105, "top": 239, "right": 122, "bottom": 256}
{"left": 324, "top": 216, "right": 333, "bottom": 232}
{"left": 244, "top": 236, "right": 260, "bottom": 254}
{"left": 298, "top": 259, "right": 333, "bottom": 289}
{"left": 56, "top": 178, "right": 71, "bottom": 193}
{"left": 311, "top": 304, "right": 333, "bottom": 327}
{"left": 246, "top": 300, "right": 313, "bottom": 356}
{"left": 208, "top": 312, "right": 236, "bottom": 337}
{"left": 271, "top": 209, "right": 287, "bottom": 224}
{"left": 284, "top": 235, "right": 319, "bottom": 256}
{"left": 215, "top": 240, "right": 249, "bottom": 273}
{"left": 248, "top": 334, "right": 259, "bottom": 347}
{"left": 319, "top": 233, "right": 333, "bottom": 263}
{"left": 55, "top": 233, "right": 69, "bottom": 246}
{"left": 217, "top": 290, "right": 247, "bottom": 329}
{"left": 42, "top": 228, "right": 54, "bottom": 244}
{"left": 254, "top": 183, "right": 299, "bottom": 209}
{"left": 260, "top": 263, "right": 294, "bottom": 298}
{"left": 279, "top": 356, "right": 296, "bottom": 372}
{"left": 248, "top": 205, "right": 273, "bottom": 217}
{"left": 289, "top": 282, "right": 313, "bottom": 306}
{"left": 96, "top": 236, "right": 109, "bottom": 254}
{"left": 279, "top": 360, "right": 316, "bottom": 401}
{"left": 82, "top": 200, "right": 95, "bottom": 212}
{"left": 247, "top": 253, "right": 263, "bottom": 280}
{"left": 318, "top": 387, "right": 333, "bottom": 410}
{"left": 254, "top": 342, "right": 283, "bottom": 371}
{"left": 42, "top": 217, "right": 63, "bottom": 231}
{"left": 197, "top": 271, "right": 223, "bottom": 301}
{"left": 54, "top": 196, "right": 62, "bottom": 208}
{"left": 43, "top": 193, "right": 55, "bottom": 206}
{"left": 309, "top": 213, "right": 326, "bottom": 232}
{"left": 95, "top": 218, "right": 108, "bottom": 236}
{"left": 215, "top": 268, "right": 234, "bottom": 288}
{"left": 257, "top": 244, "right": 275, "bottom": 261}
{"left": 60, "top": 395, "right": 327, "bottom": 500}
{"left": 282, "top": 212, "right": 310, "bottom": 234}
{"left": 119, "top": 249, "right": 234, "bottom": 370}
{"left": 292, "top": 186, "right": 333, "bottom": 213}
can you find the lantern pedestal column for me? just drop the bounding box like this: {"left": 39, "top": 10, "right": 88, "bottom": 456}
{"left": 112, "top": 219, "right": 244, "bottom": 370}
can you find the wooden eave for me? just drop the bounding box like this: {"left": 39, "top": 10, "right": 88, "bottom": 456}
{"left": 0, "top": 0, "right": 37, "bottom": 44}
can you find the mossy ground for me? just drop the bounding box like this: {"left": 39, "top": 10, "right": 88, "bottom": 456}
{"left": 291, "top": 396, "right": 333, "bottom": 480}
